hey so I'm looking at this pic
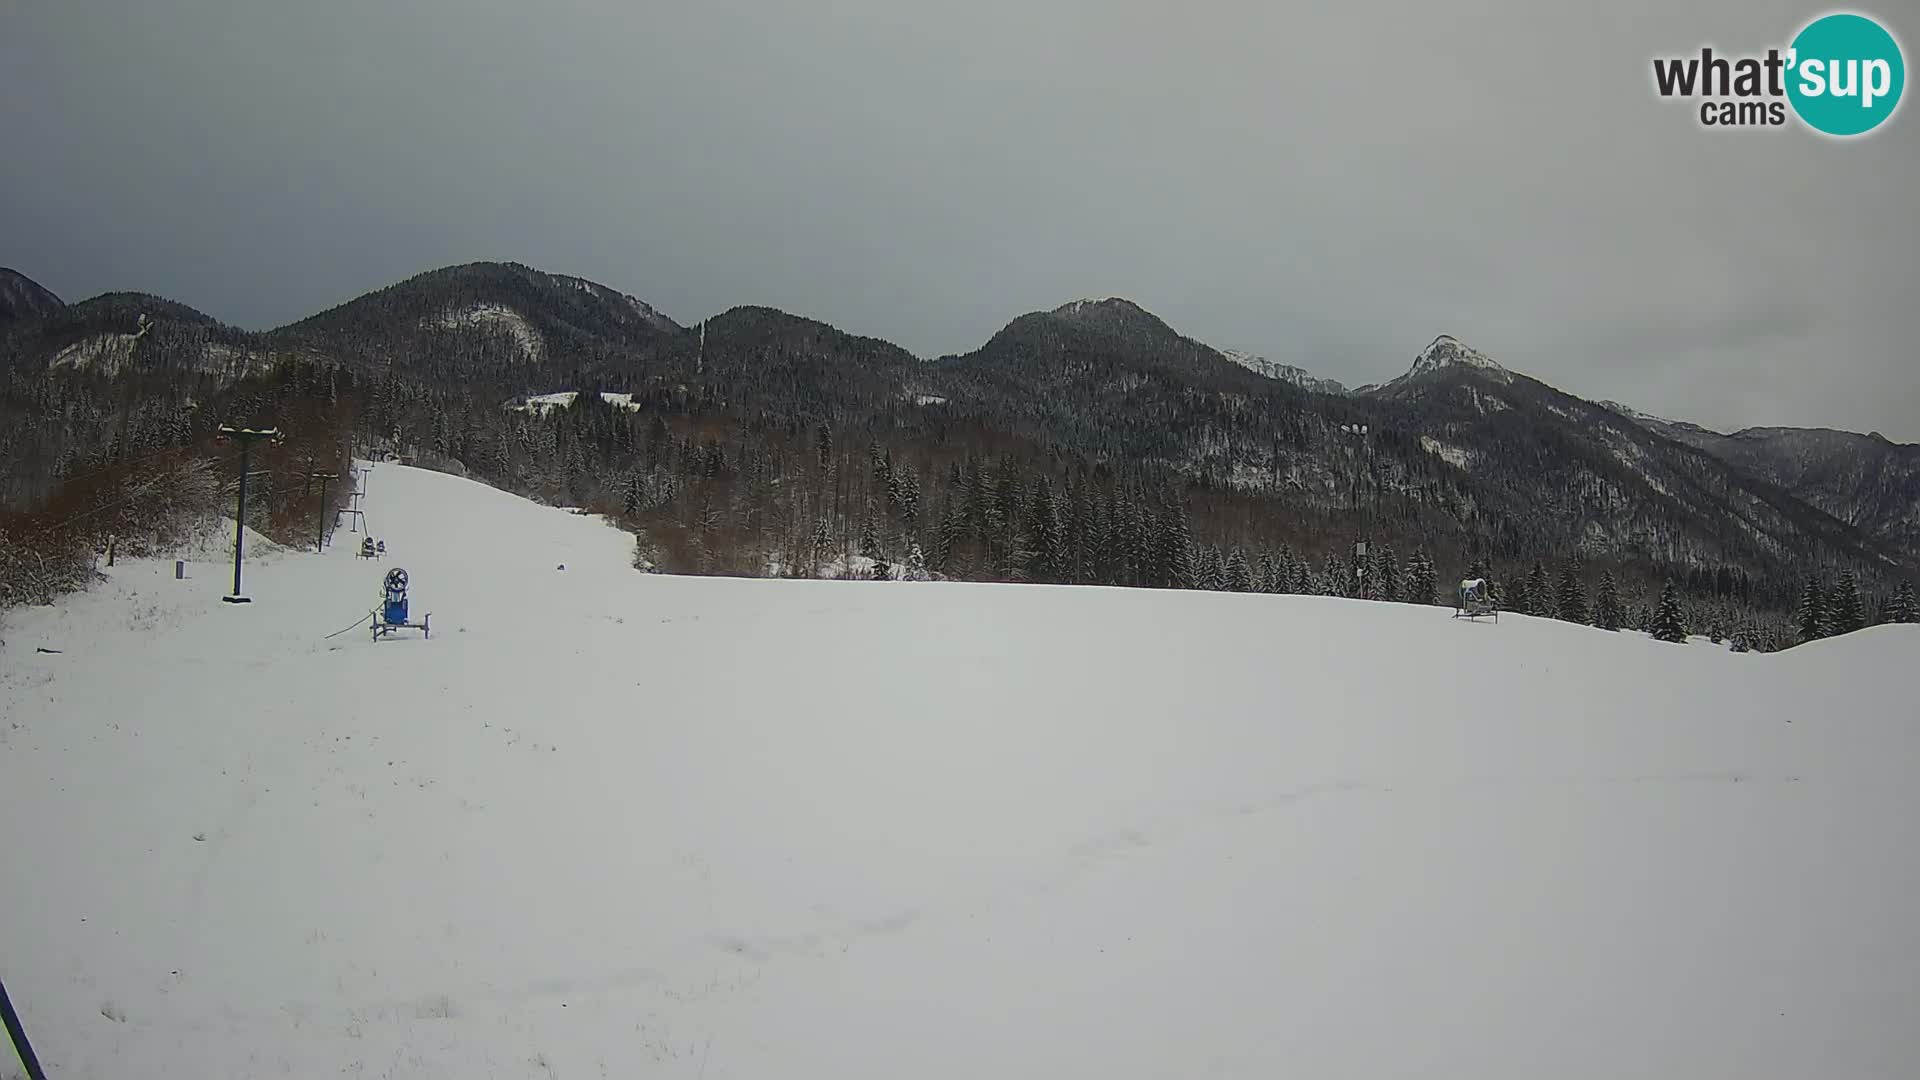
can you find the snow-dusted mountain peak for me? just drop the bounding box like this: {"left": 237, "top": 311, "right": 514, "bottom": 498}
{"left": 1052, "top": 297, "right": 1142, "bottom": 318}
{"left": 1408, "top": 335, "right": 1507, "bottom": 378}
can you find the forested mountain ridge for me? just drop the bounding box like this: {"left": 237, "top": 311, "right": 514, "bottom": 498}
{"left": 1617, "top": 415, "right": 1920, "bottom": 560}
{"left": 270, "top": 262, "right": 683, "bottom": 386}
{"left": 2, "top": 261, "right": 1914, "bottom": 646}
{"left": 0, "top": 267, "right": 65, "bottom": 323}
{"left": 0, "top": 284, "right": 272, "bottom": 380}
{"left": 1352, "top": 343, "right": 1900, "bottom": 576}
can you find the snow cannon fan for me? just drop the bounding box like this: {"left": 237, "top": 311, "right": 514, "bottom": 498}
{"left": 383, "top": 568, "right": 409, "bottom": 625}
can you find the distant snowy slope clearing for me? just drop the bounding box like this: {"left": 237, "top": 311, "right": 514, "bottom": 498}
{"left": 1, "top": 465, "right": 1915, "bottom": 1079}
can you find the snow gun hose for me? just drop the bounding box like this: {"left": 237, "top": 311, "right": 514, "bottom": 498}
{"left": 324, "top": 610, "right": 378, "bottom": 640}
{"left": 0, "top": 974, "right": 48, "bottom": 1080}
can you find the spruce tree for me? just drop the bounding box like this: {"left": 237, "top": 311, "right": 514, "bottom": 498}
{"left": 935, "top": 503, "right": 965, "bottom": 576}
{"left": 1797, "top": 578, "right": 1827, "bottom": 641}
{"left": 905, "top": 540, "right": 929, "bottom": 582}
{"left": 1290, "top": 552, "right": 1312, "bottom": 595}
{"left": 1257, "top": 551, "right": 1280, "bottom": 593}
{"left": 1121, "top": 499, "right": 1152, "bottom": 584}
{"left": 1406, "top": 550, "right": 1437, "bottom": 606}
{"left": 1829, "top": 570, "right": 1864, "bottom": 635}
{"left": 1104, "top": 497, "right": 1128, "bottom": 585}
{"left": 989, "top": 466, "right": 1023, "bottom": 576}
{"left": 1226, "top": 550, "right": 1253, "bottom": 593}
{"left": 961, "top": 460, "right": 989, "bottom": 543}
{"left": 1125, "top": 497, "right": 1151, "bottom": 587}
{"left": 811, "top": 515, "right": 833, "bottom": 577}
{"left": 621, "top": 471, "right": 643, "bottom": 517}
{"left": 1525, "top": 563, "right": 1551, "bottom": 617}
{"left": 1593, "top": 570, "right": 1622, "bottom": 631}
{"left": 860, "top": 514, "right": 891, "bottom": 580}
{"left": 814, "top": 425, "right": 833, "bottom": 472}
{"left": 1649, "top": 581, "right": 1688, "bottom": 643}
{"left": 1556, "top": 562, "right": 1588, "bottom": 624}
{"left": 1161, "top": 502, "right": 1194, "bottom": 589}
{"left": 1079, "top": 493, "right": 1107, "bottom": 584}
{"left": 1376, "top": 546, "right": 1401, "bottom": 602}
{"left": 1892, "top": 580, "right": 1918, "bottom": 623}
{"left": 897, "top": 469, "right": 921, "bottom": 526}
{"left": 1027, "top": 479, "right": 1062, "bottom": 583}
{"left": 1199, "top": 546, "right": 1227, "bottom": 592}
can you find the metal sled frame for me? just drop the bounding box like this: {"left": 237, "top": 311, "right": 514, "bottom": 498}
{"left": 1453, "top": 601, "right": 1499, "bottom": 622}
{"left": 371, "top": 611, "right": 430, "bottom": 640}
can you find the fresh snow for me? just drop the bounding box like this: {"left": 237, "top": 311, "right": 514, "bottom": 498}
{"left": 1215, "top": 348, "right": 1348, "bottom": 394}
{"left": 1056, "top": 297, "right": 1126, "bottom": 315}
{"left": 1467, "top": 385, "right": 1510, "bottom": 412}
{"left": 46, "top": 319, "right": 260, "bottom": 379}
{"left": 48, "top": 332, "right": 143, "bottom": 375}
{"left": 1602, "top": 398, "right": 1680, "bottom": 427}
{"left": 1604, "top": 428, "right": 1675, "bottom": 498}
{"left": 509, "top": 391, "right": 580, "bottom": 412}
{"left": 3, "top": 464, "right": 1917, "bottom": 1078}
{"left": 1419, "top": 433, "right": 1474, "bottom": 470}
{"left": 507, "top": 391, "right": 643, "bottom": 415}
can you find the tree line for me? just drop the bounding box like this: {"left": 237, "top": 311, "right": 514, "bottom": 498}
{"left": 4, "top": 355, "right": 1913, "bottom": 655}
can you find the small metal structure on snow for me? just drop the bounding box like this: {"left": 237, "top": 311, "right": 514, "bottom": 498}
{"left": 1454, "top": 578, "right": 1498, "bottom": 622}
{"left": 372, "top": 567, "right": 431, "bottom": 640}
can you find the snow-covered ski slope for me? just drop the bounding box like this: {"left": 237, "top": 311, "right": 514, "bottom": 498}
{"left": 2, "top": 464, "right": 1916, "bottom": 1079}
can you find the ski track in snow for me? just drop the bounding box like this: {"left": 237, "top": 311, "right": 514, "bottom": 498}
{"left": 2, "top": 463, "right": 1917, "bottom": 1078}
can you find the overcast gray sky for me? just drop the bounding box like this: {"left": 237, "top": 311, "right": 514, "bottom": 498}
{"left": 4, "top": 1, "right": 1916, "bottom": 438}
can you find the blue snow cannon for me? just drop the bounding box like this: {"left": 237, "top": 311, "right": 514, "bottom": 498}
{"left": 372, "top": 567, "right": 430, "bottom": 640}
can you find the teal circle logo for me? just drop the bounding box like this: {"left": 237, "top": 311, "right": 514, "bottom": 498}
{"left": 1787, "top": 13, "right": 1905, "bottom": 136}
